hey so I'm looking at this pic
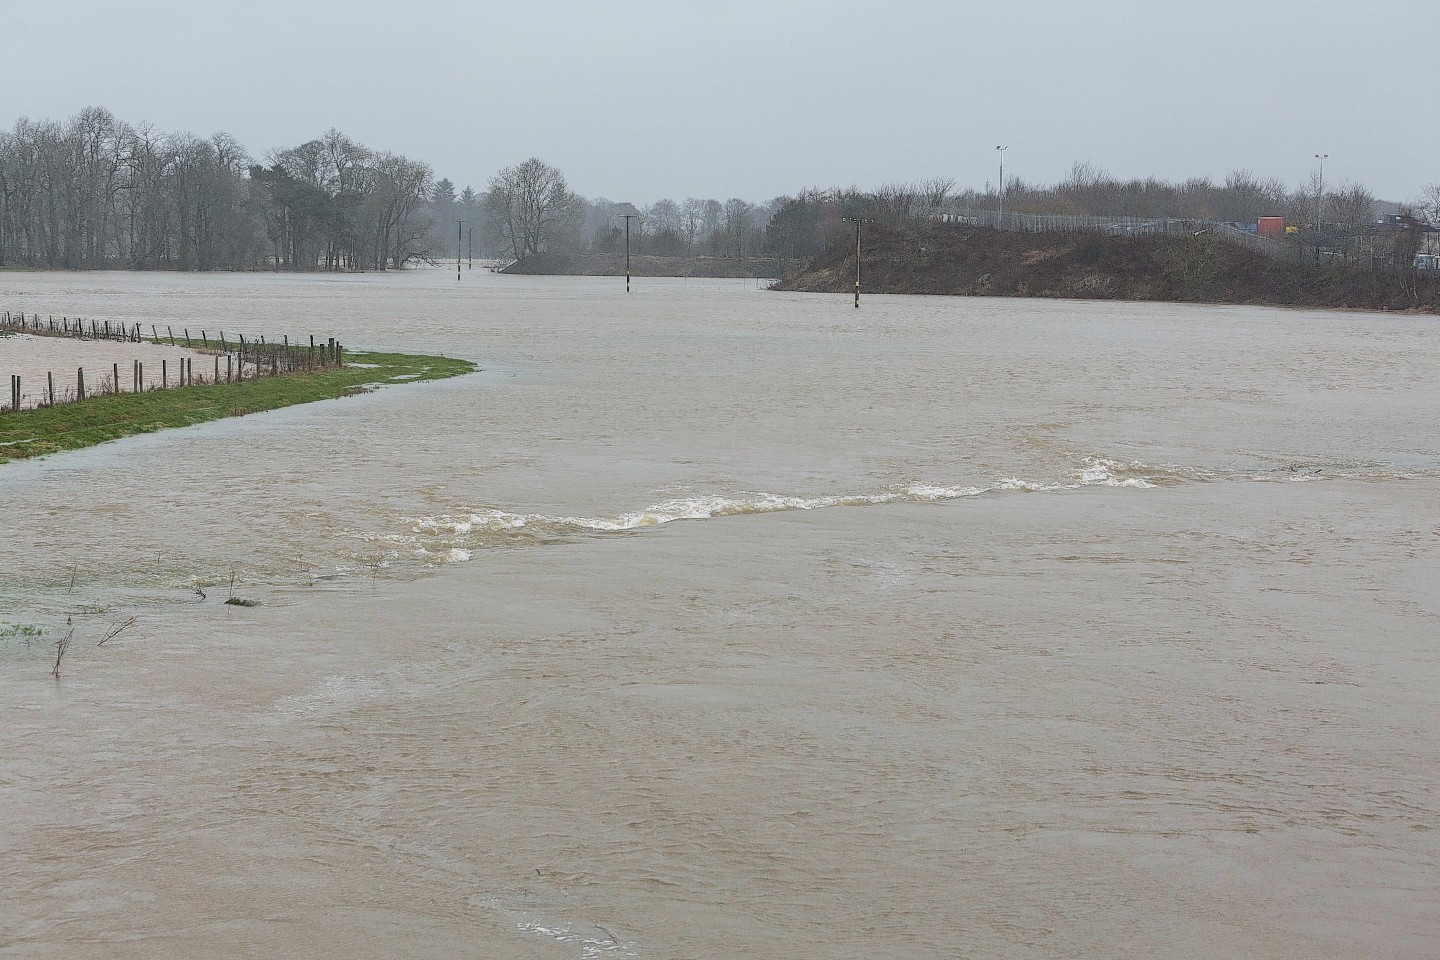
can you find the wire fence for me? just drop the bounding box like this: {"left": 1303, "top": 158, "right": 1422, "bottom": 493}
{"left": 2, "top": 310, "right": 346, "bottom": 414}
{"left": 936, "top": 210, "right": 1303, "bottom": 262}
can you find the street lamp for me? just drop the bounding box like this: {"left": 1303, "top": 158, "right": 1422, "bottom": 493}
{"left": 841, "top": 216, "right": 872, "bottom": 308}
{"left": 456, "top": 219, "right": 465, "bottom": 281}
{"left": 1314, "top": 153, "right": 1328, "bottom": 262}
{"left": 617, "top": 212, "right": 640, "bottom": 292}
{"left": 996, "top": 145, "right": 1009, "bottom": 224}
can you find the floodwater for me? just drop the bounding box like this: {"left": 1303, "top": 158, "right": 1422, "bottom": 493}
{"left": 0, "top": 334, "right": 217, "bottom": 406}
{"left": 0, "top": 268, "right": 1436, "bottom": 959}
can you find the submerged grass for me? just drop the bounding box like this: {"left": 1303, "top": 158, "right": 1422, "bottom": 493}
{"left": 0, "top": 350, "right": 475, "bottom": 463}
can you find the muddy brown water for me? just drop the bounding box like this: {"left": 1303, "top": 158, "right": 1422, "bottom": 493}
{"left": 1, "top": 269, "right": 1437, "bottom": 959}
{"left": 1, "top": 334, "right": 218, "bottom": 405}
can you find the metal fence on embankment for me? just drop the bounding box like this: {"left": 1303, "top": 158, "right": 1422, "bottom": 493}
{"left": 1, "top": 309, "right": 346, "bottom": 414}
{"left": 936, "top": 210, "right": 1302, "bottom": 262}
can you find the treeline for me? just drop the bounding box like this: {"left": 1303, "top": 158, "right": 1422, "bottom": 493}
{"left": 757, "top": 166, "right": 1393, "bottom": 265}
{"left": 0, "top": 106, "right": 1421, "bottom": 273}
{"left": 0, "top": 107, "right": 435, "bottom": 270}
{"left": 967, "top": 162, "right": 1379, "bottom": 227}
{"left": 469, "top": 157, "right": 778, "bottom": 264}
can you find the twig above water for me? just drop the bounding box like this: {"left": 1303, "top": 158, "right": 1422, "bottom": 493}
{"left": 97, "top": 617, "right": 137, "bottom": 646}
{"left": 51, "top": 629, "right": 73, "bottom": 679}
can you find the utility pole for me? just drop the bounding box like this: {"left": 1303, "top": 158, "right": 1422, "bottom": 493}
{"left": 841, "top": 216, "right": 871, "bottom": 308}
{"left": 456, "top": 219, "right": 465, "bottom": 281}
{"left": 996, "top": 145, "right": 1009, "bottom": 224}
{"left": 618, "top": 213, "right": 639, "bottom": 292}
{"left": 1314, "top": 153, "right": 1328, "bottom": 263}
{"left": 467, "top": 226, "right": 473, "bottom": 269}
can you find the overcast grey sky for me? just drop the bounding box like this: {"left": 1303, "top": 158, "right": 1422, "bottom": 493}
{"left": 4, "top": 0, "right": 1435, "bottom": 203}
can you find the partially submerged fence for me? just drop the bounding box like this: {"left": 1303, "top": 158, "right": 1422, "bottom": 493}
{"left": 936, "top": 210, "right": 1302, "bottom": 262}
{"left": 1, "top": 310, "right": 346, "bottom": 414}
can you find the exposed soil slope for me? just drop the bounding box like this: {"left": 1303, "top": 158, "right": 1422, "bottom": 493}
{"left": 503, "top": 253, "right": 782, "bottom": 279}
{"left": 776, "top": 224, "right": 1440, "bottom": 312}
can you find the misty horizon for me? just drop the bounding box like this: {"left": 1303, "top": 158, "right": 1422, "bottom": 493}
{"left": 4, "top": 0, "right": 1437, "bottom": 204}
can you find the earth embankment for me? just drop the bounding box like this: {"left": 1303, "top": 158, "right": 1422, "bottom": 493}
{"left": 775, "top": 224, "right": 1440, "bottom": 311}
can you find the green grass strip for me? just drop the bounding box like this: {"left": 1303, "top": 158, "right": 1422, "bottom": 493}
{"left": 0, "top": 350, "right": 475, "bottom": 464}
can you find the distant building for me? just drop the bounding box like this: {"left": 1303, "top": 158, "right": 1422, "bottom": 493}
{"left": 1257, "top": 217, "right": 1285, "bottom": 238}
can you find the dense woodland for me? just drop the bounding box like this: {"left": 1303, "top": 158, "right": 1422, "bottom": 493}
{"left": 1, "top": 107, "right": 1428, "bottom": 272}
{"left": 0, "top": 108, "right": 438, "bottom": 271}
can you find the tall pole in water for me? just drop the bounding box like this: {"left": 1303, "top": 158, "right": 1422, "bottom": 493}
{"left": 619, "top": 214, "right": 639, "bottom": 292}
{"left": 467, "top": 226, "right": 473, "bottom": 269}
{"left": 841, "top": 216, "right": 870, "bottom": 308}
{"left": 996, "top": 145, "right": 1008, "bottom": 224}
{"left": 456, "top": 219, "right": 465, "bottom": 280}
{"left": 1314, "top": 153, "right": 1328, "bottom": 263}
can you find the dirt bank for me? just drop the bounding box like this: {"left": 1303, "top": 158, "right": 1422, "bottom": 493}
{"left": 775, "top": 224, "right": 1440, "bottom": 312}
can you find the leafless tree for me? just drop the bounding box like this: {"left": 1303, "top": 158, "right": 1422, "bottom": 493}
{"left": 721, "top": 198, "right": 752, "bottom": 257}
{"left": 484, "top": 157, "right": 582, "bottom": 260}
{"left": 1414, "top": 183, "right": 1440, "bottom": 225}
{"left": 917, "top": 178, "right": 956, "bottom": 217}
{"left": 680, "top": 198, "right": 706, "bottom": 255}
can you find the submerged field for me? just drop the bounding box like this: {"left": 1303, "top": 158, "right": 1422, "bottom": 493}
{"left": 0, "top": 349, "right": 475, "bottom": 462}
{"left": 0, "top": 267, "right": 1436, "bottom": 959}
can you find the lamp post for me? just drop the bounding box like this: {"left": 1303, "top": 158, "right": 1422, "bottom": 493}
{"left": 1314, "top": 153, "right": 1328, "bottom": 262}
{"left": 618, "top": 213, "right": 639, "bottom": 292}
{"left": 456, "top": 219, "right": 465, "bottom": 281}
{"left": 996, "top": 145, "right": 1009, "bottom": 224}
{"left": 841, "top": 216, "right": 871, "bottom": 308}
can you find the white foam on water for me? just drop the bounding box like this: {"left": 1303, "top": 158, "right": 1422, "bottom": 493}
{"left": 1075, "top": 456, "right": 1159, "bottom": 488}
{"left": 273, "top": 675, "right": 385, "bottom": 718}
{"left": 410, "top": 485, "right": 994, "bottom": 540}
{"left": 513, "top": 919, "right": 638, "bottom": 959}
{"left": 383, "top": 459, "right": 1179, "bottom": 567}
{"left": 474, "top": 894, "right": 638, "bottom": 959}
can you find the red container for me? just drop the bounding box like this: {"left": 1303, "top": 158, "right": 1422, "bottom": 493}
{"left": 1257, "top": 217, "right": 1285, "bottom": 238}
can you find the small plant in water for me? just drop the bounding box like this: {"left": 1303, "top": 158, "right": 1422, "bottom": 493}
{"left": 51, "top": 629, "right": 73, "bottom": 679}
{"left": 224, "top": 569, "right": 260, "bottom": 607}
{"left": 97, "top": 617, "right": 137, "bottom": 646}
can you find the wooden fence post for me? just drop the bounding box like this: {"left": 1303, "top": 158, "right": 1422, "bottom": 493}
{"left": 77, "top": 368, "right": 85, "bottom": 401}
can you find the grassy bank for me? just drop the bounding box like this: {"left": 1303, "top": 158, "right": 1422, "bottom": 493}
{"left": 0, "top": 350, "right": 475, "bottom": 463}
